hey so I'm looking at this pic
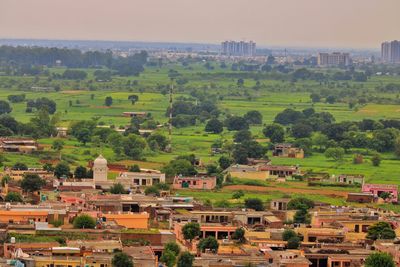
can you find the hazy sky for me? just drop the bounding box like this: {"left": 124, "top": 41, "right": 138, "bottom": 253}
{"left": 1, "top": 0, "right": 399, "bottom": 48}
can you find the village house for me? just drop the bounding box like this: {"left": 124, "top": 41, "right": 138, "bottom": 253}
{"left": 362, "top": 183, "right": 398, "bottom": 202}
{"left": 92, "top": 155, "right": 166, "bottom": 189}
{"left": 102, "top": 212, "right": 150, "bottom": 229}
{"left": 0, "top": 138, "right": 39, "bottom": 153}
{"left": 270, "top": 198, "right": 291, "bottom": 211}
{"left": 172, "top": 175, "right": 217, "bottom": 190}
{"left": 4, "top": 167, "right": 54, "bottom": 181}
{"left": 347, "top": 192, "right": 375, "bottom": 203}
{"left": 273, "top": 143, "right": 304, "bottom": 159}
{"left": 259, "top": 165, "right": 301, "bottom": 179}
{"left": 225, "top": 164, "right": 269, "bottom": 180}
{"left": 334, "top": 174, "right": 365, "bottom": 185}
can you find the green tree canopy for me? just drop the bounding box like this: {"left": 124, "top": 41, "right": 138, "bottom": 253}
{"left": 5, "top": 192, "right": 23, "bottom": 202}
{"left": 177, "top": 252, "right": 194, "bottom": 267}
{"left": 367, "top": 222, "right": 396, "bottom": 240}
{"left": 244, "top": 198, "right": 264, "bottom": 211}
{"left": 112, "top": 252, "right": 134, "bottom": 267}
{"left": 365, "top": 252, "right": 395, "bottom": 267}
{"left": 110, "top": 183, "right": 127, "bottom": 194}
{"left": 21, "top": 174, "right": 46, "bottom": 192}
{"left": 73, "top": 214, "right": 96, "bottom": 229}
{"left": 197, "top": 236, "right": 219, "bottom": 253}
{"left": 54, "top": 162, "right": 70, "bottom": 178}
{"left": 182, "top": 222, "right": 201, "bottom": 241}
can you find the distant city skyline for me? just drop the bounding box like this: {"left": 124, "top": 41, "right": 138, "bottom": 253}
{"left": 1, "top": 0, "right": 399, "bottom": 49}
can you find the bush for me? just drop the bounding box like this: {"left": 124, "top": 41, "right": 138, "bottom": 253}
{"left": 198, "top": 236, "right": 219, "bottom": 253}
{"left": 5, "top": 192, "right": 23, "bottom": 202}
{"left": 244, "top": 198, "right": 264, "bottom": 211}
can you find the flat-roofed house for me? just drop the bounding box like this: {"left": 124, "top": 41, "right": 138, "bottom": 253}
{"left": 273, "top": 143, "right": 304, "bottom": 159}
{"left": 5, "top": 167, "right": 54, "bottom": 181}
{"left": 335, "top": 174, "right": 364, "bottom": 185}
{"left": 103, "top": 212, "right": 149, "bottom": 229}
{"left": 0, "top": 138, "right": 38, "bottom": 153}
{"left": 172, "top": 175, "right": 217, "bottom": 190}
{"left": 122, "top": 111, "right": 147, "bottom": 118}
{"left": 362, "top": 183, "right": 398, "bottom": 202}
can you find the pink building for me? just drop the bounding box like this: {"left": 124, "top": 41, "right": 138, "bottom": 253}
{"left": 362, "top": 183, "right": 398, "bottom": 202}
{"left": 172, "top": 175, "right": 217, "bottom": 190}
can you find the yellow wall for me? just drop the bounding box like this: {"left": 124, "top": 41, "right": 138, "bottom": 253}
{"left": 104, "top": 213, "right": 149, "bottom": 229}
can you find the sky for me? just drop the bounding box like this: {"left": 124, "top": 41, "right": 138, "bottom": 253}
{"left": 0, "top": 0, "right": 399, "bottom": 49}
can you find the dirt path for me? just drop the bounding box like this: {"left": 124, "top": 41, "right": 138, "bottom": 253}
{"left": 223, "top": 185, "right": 348, "bottom": 198}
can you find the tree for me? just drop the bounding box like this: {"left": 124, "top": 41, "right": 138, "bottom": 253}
{"left": 74, "top": 166, "right": 88, "bottom": 179}
{"left": 205, "top": 118, "right": 223, "bottom": 134}
{"left": 287, "top": 197, "right": 314, "bottom": 210}
{"left": 218, "top": 156, "right": 232, "bottom": 170}
{"left": 244, "top": 198, "right": 264, "bottom": 211}
{"left": 128, "top": 164, "right": 141, "bottom": 172}
{"left": 182, "top": 222, "right": 201, "bottom": 241}
{"left": 292, "top": 123, "right": 313, "bottom": 138}
{"left": 54, "top": 162, "right": 70, "bottom": 178}
{"left": 324, "top": 147, "right": 345, "bottom": 161}
{"left": 164, "top": 242, "right": 180, "bottom": 256}
{"left": 367, "top": 222, "right": 396, "bottom": 240}
{"left": 293, "top": 206, "right": 310, "bottom": 224}
{"left": 73, "top": 214, "right": 96, "bottom": 229}
{"left": 0, "top": 100, "right": 12, "bottom": 115}
{"left": 372, "top": 153, "right": 382, "bottom": 166}
{"left": 51, "top": 139, "right": 64, "bottom": 160}
{"left": 266, "top": 55, "right": 275, "bottom": 65}
{"left": 274, "top": 109, "right": 304, "bottom": 125}
{"left": 147, "top": 133, "right": 168, "bottom": 151}
{"left": 128, "top": 94, "right": 139, "bottom": 105}
{"left": 143, "top": 186, "right": 160, "bottom": 196}
{"left": 232, "top": 190, "right": 245, "bottom": 199}
{"left": 287, "top": 236, "right": 301, "bottom": 249}
{"left": 112, "top": 252, "right": 134, "bottom": 267}
{"left": 198, "top": 236, "right": 219, "bottom": 253}
{"left": 177, "top": 252, "right": 194, "bottom": 267}
{"left": 105, "top": 96, "right": 113, "bottom": 107}
{"left": 5, "top": 192, "right": 23, "bottom": 202}
{"left": 76, "top": 128, "right": 91, "bottom": 145}
{"left": 234, "top": 130, "right": 252, "bottom": 143}
{"left": 12, "top": 162, "right": 28, "bottom": 170}
{"left": 237, "top": 78, "right": 244, "bottom": 87}
{"left": 21, "top": 174, "right": 45, "bottom": 192}
{"left": 122, "top": 134, "right": 147, "bottom": 159}
{"left": 263, "top": 124, "right": 285, "bottom": 143}
{"left": 244, "top": 110, "right": 262, "bottom": 125}
{"left": 365, "top": 252, "right": 395, "bottom": 267}
{"left": 225, "top": 116, "right": 249, "bottom": 131}
{"left": 282, "top": 229, "right": 297, "bottom": 241}
{"left": 109, "top": 183, "right": 126, "bottom": 194}
{"left": 162, "top": 159, "right": 197, "bottom": 178}
{"left": 160, "top": 250, "right": 176, "bottom": 267}
{"left": 232, "top": 227, "right": 245, "bottom": 243}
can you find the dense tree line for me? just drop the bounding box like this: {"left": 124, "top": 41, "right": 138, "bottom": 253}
{"left": 0, "top": 46, "right": 147, "bottom": 76}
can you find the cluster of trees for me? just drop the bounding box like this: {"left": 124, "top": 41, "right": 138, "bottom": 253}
{"left": 262, "top": 107, "right": 400, "bottom": 160}
{"left": 26, "top": 97, "right": 57, "bottom": 114}
{"left": 204, "top": 110, "right": 262, "bottom": 134}
{"left": 0, "top": 46, "right": 148, "bottom": 76}
{"left": 160, "top": 242, "right": 195, "bottom": 267}
{"left": 167, "top": 100, "right": 219, "bottom": 128}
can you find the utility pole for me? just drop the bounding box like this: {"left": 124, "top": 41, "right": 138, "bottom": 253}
{"left": 166, "top": 79, "right": 174, "bottom": 152}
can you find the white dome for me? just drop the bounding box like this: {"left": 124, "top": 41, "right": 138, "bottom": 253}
{"left": 94, "top": 155, "right": 107, "bottom": 166}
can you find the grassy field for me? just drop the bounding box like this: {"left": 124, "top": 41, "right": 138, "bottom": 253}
{"left": 2, "top": 63, "right": 400, "bottom": 210}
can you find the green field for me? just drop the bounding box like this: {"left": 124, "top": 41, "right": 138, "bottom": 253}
{"left": 2, "top": 62, "right": 400, "bottom": 209}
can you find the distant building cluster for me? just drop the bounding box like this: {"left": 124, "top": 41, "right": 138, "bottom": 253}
{"left": 381, "top": 40, "right": 400, "bottom": 63}
{"left": 317, "top": 52, "right": 351, "bottom": 66}
{"left": 221, "top": 40, "right": 256, "bottom": 57}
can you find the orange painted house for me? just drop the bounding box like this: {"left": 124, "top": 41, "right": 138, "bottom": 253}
{"left": 0, "top": 210, "right": 48, "bottom": 224}
{"left": 103, "top": 212, "right": 149, "bottom": 229}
